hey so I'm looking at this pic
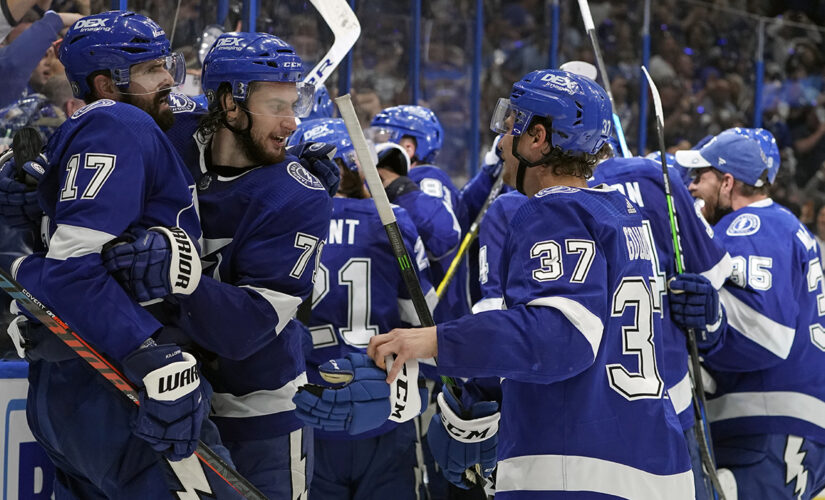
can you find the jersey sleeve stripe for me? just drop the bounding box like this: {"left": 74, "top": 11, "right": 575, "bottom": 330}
{"left": 45, "top": 224, "right": 116, "bottom": 261}
{"left": 496, "top": 454, "right": 694, "bottom": 499}
{"left": 526, "top": 296, "right": 604, "bottom": 358}
{"left": 700, "top": 252, "right": 733, "bottom": 290}
{"left": 240, "top": 284, "right": 303, "bottom": 334}
{"left": 708, "top": 390, "right": 825, "bottom": 433}
{"left": 471, "top": 297, "right": 504, "bottom": 314}
{"left": 398, "top": 288, "right": 438, "bottom": 326}
{"left": 668, "top": 370, "right": 692, "bottom": 416}
{"left": 720, "top": 287, "right": 795, "bottom": 359}
{"left": 211, "top": 372, "right": 307, "bottom": 418}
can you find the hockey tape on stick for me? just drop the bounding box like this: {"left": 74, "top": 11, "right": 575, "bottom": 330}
{"left": 641, "top": 65, "right": 726, "bottom": 500}
{"left": 436, "top": 391, "right": 500, "bottom": 443}
{"left": 575, "top": 0, "right": 632, "bottom": 158}
{"left": 304, "top": 0, "right": 361, "bottom": 89}
{"left": 0, "top": 268, "right": 266, "bottom": 500}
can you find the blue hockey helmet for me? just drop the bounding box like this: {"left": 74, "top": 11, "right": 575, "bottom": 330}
{"left": 59, "top": 11, "right": 185, "bottom": 99}
{"left": 490, "top": 69, "right": 612, "bottom": 157}
{"left": 730, "top": 128, "right": 780, "bottom": 184}
{"left": 305, "top": 85, "right": 334, "bottom": 120}
{"left": 369, "top": 105, "right": 443, "bottom": 164}
{"left": 288, "top": 118, "right": 357, "bottom": 171}
{"left": 201, "top": 32, "right": 313, "bottom": 116}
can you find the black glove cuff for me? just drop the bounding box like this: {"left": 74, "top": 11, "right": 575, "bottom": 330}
{"left": 385, "top": 176, "right": 420, "bottom": 202}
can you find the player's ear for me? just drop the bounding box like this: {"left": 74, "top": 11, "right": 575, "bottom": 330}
{"left": 530, "top": 123, "right": 549, "bottom": 154}
{"left": 220, "top": 92, "right": 238, "bottom": 118}
{"left": 91, "top": 74, "right": 118, "bottom": 100}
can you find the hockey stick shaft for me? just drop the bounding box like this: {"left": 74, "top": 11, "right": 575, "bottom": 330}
{"left": 436, "top": 174, "right": 504, "bottom": 299}
{"left": 336, "top": 93, "right": 488, "bottom": 488}
{"left": 303, "top": 0, "right": 361, "bottom": 89}
{"left": 0, "top": 268, "right": 266, "bottom": 500}
{"left": 576, "top": 0, "right": 632, "bottom": 158}
{"left": 641, "top": 66, "right": 725, "bottom": 500}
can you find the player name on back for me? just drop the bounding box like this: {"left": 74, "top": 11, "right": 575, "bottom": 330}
{"left": 623, "top": 225, "right": 654, "bottom": 262}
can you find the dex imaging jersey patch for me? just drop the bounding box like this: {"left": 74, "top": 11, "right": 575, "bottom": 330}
{"left": 287, "top": 162, "right": 325, "bottom": 190}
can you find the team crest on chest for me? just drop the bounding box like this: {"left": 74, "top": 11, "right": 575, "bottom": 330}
{"left": 726, "top": 213, "right": 761, "bottom": 236}
{"left": 287, "top": 162, "right": 324, "bottom": 190}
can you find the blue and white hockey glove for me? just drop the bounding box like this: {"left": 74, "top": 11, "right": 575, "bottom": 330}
{"left": 669, "top": 273, "right": 726, "bottom": 349}
{"left": 287, "top": 142, "right": 341, "bottom": 197}
{"left": 481, "top": 134, "right": 504, "bottom": 179}
{"left": 293, "top": 352, "right": 428, "bottom": 435}
{"left": 102, "top": 227, "right": 202, "bottom": 303}
{"left": 0, "top": 156, "right": 45, "bottom": 226}
{"left": 122, "top": 342, "right": 210, "bottom": 461}
{"left": 428, "top": 386, "right": 499, "bottom": 489}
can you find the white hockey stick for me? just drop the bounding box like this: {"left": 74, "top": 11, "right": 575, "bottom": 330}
{"left": 303, "top": 0, "right": 361, "bottom": 89}
{"left": 642, "top": 66, "right": 726, "bottom": 500}
{"left": 576, "top": 0, "right": 632, "bottom": 158}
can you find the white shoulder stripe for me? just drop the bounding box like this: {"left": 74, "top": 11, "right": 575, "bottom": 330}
{"left": 46, "top": 224, "right": 116, "bottom": 261}
{"left": 472, "top": 297, "right": 504, "bottom": 314}
{"left": 701, "top": 252, "right": 733, "bottom": 290}
{"left": 719, "top": 288, "right": 795, "bottom": 359}
{"left": 211, "top": 372, "right": 307, "bottom": 418}
{"left": 708, "top": 391, "right": 825, "bottom": 432}
{"left": 527, "top": 296, "right": 604, "bottom": 358}
{"left": 496, "top": 454, "right": 694, "bottom": 499}
{"left": 240, "top": 285, "right": 303, "bottom": 334}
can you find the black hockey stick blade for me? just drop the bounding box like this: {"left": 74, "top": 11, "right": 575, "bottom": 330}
{"left": 0, "top": 267, "right": 267, "bottom": 500}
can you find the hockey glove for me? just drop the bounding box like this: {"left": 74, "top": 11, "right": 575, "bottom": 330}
{"left": 481, "top": 134, "right": 504, "bottom": 179}
{"left": 384, "top": 176, "right": 420, "bottom": 202}
{"left": 122, "top": 342, "right": 210, "bottom": 461}
{"left": 0, "top": 156, "right": 44, "bottom": 226}
{"left": 292, "top": 352, "right": 428, "bottom": 435}
{"left": 428, "top": 386, "right": 500, "bottom": 489}
{"left": 102, "top": 227, "right": 201, "bottom": 303}
{"left": 669, "top": 273, "right": 726, "bottom": 349}
{"left": 287, "top": 142, "right": 341, "bottom": 197}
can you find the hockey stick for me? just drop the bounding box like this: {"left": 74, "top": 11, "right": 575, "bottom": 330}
{"left": 641, "top": 66, "right": 726, "bottom": 500}
{"left": 336, "top": 94, "right": 487, "bottom": 488}
{"left": 436, "top": 173, "right": 504, "bottom": 299}
{"left": 576, "top": 0, "right": 632, "bottom": 158}
{"left": 0, "top": 268, "right": 267, "bottom": 500}
{"left": 303, "top": 0, "right": 361, "bottom": 89}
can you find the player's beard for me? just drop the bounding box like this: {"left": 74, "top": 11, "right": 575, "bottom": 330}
{"left": 237, "top": 117, "right": 286, "bottom": 166}
{"left": 702, "top": 186, "right": 733, "bottom": 226}
{"left": 123, "top": 89, "right": 175, "bottom": 131}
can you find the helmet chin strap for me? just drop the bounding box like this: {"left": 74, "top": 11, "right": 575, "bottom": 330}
{"left": 221, "top": 99, "right": 254, "bottom": 139}
{"left": 512, "top": 135, "right": 559, "bottom": 195}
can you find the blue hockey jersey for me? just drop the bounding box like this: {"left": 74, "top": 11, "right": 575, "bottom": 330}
{"left": 436, "top": 186, "right": 694, "bottom": 499}
{"left": 307, "top": 196, "right": 435, "bottom": 438}
{"left": 14, "top": 99, "right": 201, "bottom": 361}
{"left": 703, "top": 199, "right": 825, "bottom": 446}
{"left": 474, "top": 190, "right": 526, "bottom": 313}
{"left": 408, "top": 164, "right": 469, "bottom": 322}
{"left": 591, "top": 157, "right": 731, "bottom": 430}
{"left": 165, "top": 98, "right": 333, "bottom": 441}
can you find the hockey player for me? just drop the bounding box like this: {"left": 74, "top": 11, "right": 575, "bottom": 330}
{"left": 368, "top": 69, "right": 695, "bottom": 498}
{"left": 287, "top": 117, "right": 435, "bottom": 499}
{"left": 102, "top": 32, "right": 335, "bottom": 498}
{"left": 369, "top": 105, "right": 467, "bottom": 321}
{"left": 671, "top": 128, "right": 825, "bottom": 499}
{"left": 6, "top": 11, "right": 241, "bottom": 498}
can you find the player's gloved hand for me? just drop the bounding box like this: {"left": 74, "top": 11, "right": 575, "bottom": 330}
{"left": 0, "top": 156, "right": 45, "bottom": 226}
{"left": 102, "top": 226, "right": 201, "bottom": 303}
{"left": 481, "top": 134, "right": 504, "bottom": 178}
{"left": 122, "top": 341, "right": 210, "bottom": 461}
{"left": 384, "top": 175, "right": 420, "bottom": 202}
{"left": 428, "top": 386, "right": 500, "bottom": 489}
{"left": 287, "top": 142, "right": 341, "bottom": 197}
{"left": 669, "top": 273, "right": 726, "bottom": 349}
{"left": 293, "top": 352, "right": 392, "bottom": 435}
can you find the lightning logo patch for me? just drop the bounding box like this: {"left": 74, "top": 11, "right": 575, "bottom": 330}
{"left": 784, "top": 435, "right": 808, "bottom": 500}
{"left": 168, "top": 455, "right": 214, "bottom": 500}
